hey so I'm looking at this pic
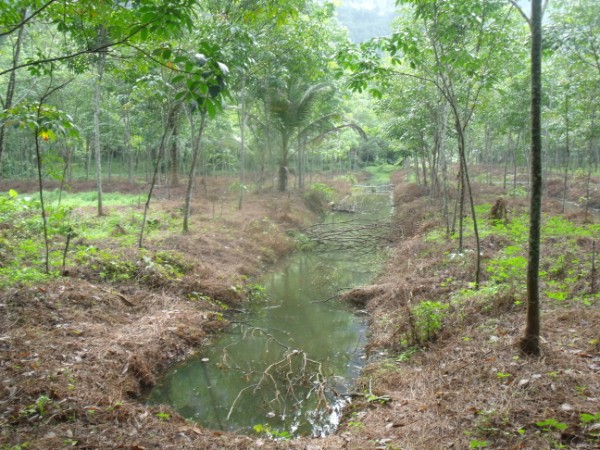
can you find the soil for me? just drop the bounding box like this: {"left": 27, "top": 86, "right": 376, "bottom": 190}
{"left": 1, "top": 172, "right": 599, "bottom": 449}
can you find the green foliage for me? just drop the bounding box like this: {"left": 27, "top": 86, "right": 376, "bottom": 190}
{"left": 252, "top": 423, "right": 291, "bottom": 440}
{"left": 364, "top": 164, "right": 397, "bottom": 184}
{"left": 403, "top": 300, "right": 449, "bottom": 346}
{"left": 535, "top": 418, "right": 568, "bottom": 432}
{"left": 155, "top": 412, "right": 171, "bottom": 421}
{"left": 0, "top": 190, "right": 57, "bottom": 287}
{"left": 487, "top": 255, "right": 527, "bottom": 285}
{"left": 1, "top": 444, "right": 29, "bottom": 450}
{"left": 580, "top": 412, "right": 600, "bottom": 424}
{"left": 246, "top": 283, "right": 267, "bottom": 302}
{"left": 306, "top": 183, "right": 335, "bottom": 201}
{"left": 1, "top": 101, "right": 80, "bottom": 142}
{"left": 20, "top": 395, "right": 52, "bottom": 418}
{"left": 396, "top": 346, "right": 419, "bottom": 362}
{"left": 304, "top": 183, "right": 335, "bottom": 212}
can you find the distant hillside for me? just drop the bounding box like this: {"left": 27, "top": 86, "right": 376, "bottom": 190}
{"left": 335, "top": 0, "right": 396, "bottom": 43}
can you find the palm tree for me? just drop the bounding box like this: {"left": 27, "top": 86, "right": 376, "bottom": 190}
{"left": 269, "top": 80, "right": 335, "bottom": 192}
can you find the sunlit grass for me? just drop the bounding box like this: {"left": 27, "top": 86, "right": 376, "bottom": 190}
{"left": 43, "top": 189, "right": 142, "bottom": 208}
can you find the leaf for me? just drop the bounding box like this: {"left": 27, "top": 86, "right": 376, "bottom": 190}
{"left": 205, "top": 100, "right": 216, "bottom": 119}
{"left": 8, "top": 189, "right": 18, "bottom": 198}
{"left": 174, "top": 91, "right": 187, "bottom": 101}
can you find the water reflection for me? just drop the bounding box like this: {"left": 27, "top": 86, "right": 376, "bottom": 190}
{"left": 148, "top": 193, "right": 390, "bottom": 437}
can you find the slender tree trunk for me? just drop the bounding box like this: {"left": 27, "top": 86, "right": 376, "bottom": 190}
{"left": 238, "top": 77, "right": 246, "bottom": 209}
{"left": 521, "top": 0, "right": 543, "bottom": 356}
{"left": 123, "top": 107, "right": 133, "bottom": 183}
{"left": 561, "top": 91, "right": 570, "bottom": 213}
{"left": 139, "top": 105, "right": 178, "bottom": 247}
{"left": 278, "top": 134, "right": 289, "bottom": 192}
{"left": 413, "top": 155, "right": 421, "bottom": 185}
{"left": 170, "top": 122, "right": 179, "bottom": 186}
{"left": 457, "top": 123, "right": 481, "bottom": 288}
{"left": 0, "top": 8, "right": 27, "bottom": 177}
{"left": 85, "top": 134, "right": 92, "bottom": 180}
{"left": 457, "top": 154, "right": 465, "bottom": 251}
{"left": 34, "top": 133, "right": 50, "bottom": 274}
{"left": 107, "top": 147, "right": 113, "bottom": 181}
{"left": 94, "top": 50, "right": 106, "bottom": 216}
{"left": 183, "top": 111, "right": 207, "bottom": 233}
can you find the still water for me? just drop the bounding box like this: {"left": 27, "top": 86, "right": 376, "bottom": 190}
{"left": 148, "top": 191, "right": 391, "bottom": 437}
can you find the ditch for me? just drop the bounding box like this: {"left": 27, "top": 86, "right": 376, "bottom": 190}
{"left": 147, "top": 187, "right": 392, "bottom": 438}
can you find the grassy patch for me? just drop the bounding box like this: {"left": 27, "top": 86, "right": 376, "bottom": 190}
{"left": 364, "top": 164, "right": 397, "bottom": 185}
{"left": 0, "top": 189, "right": 183, "bottom": 288}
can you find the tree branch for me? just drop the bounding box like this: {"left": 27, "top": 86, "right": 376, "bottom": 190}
{"left": 0, "top": 0, "right": 58, "bottom": 38}
{"left": 507, "top": 0, "right": 531, "bottom": 27}
{"left": 0, "top": 15, "right": 159, "bottom": 76}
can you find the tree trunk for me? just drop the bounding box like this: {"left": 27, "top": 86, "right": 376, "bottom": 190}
{"left": 561, "top": 90, "right": 570, "bottom": 214}
{"left": 457, "top": 123, "right": 481, "bottom": 288}
{"left": 0, "top": 8, "right": 27, "bottom": 177}
{"left": 170, "top": 122, "right": 179, "bottom": 186}
{"left": 139, "top": 106, "right": 178, "bottom": 247}
{"left": 278, "top": 133, "right": 289, "bottom": 192}
{"left": 183, "top": 111, "right": 207, "bottom": 233}
{"left": 94, "top": 50, "right": 106, "bottom": 216}
{"left": 521, "top": 0, "right": 543, "bottom": 356}
{"left": 124, "top": 107, "right": 133, "bottom": 183}
{"left": 238, "top": 77, "right": 246, "bottom": 209}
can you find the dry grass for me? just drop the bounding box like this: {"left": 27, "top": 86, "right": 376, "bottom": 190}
{"left": 1, "top": 173, "right": 599, "bottom": 449}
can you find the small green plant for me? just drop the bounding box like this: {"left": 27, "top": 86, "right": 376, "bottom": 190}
{"left": 246, "top": 283, "right": 267, "bottom": 302}
{"left": 304, "top": 183, "right": 335, "bottom": 211}
{"left": 396, "top": 346, "right": 418, "bottom": 362}
{"left": 252, "top": 424, "right": 291, "bottom": 440}
{"left": 404, "top": 300, "right": 449, "bottom": 346}
{"left": 1, "top": 444, "right": 30, "bottom": 450}
{"left": 496, "top": 372, "right": 512, "bottom": 379}
{"left": 580, "top": 412, "right": 600, "bottom": 425}
{"left": 365, "top": 392, "right": 391, "bottom": 404}
{"left": 535, "top": 418, "right": 568, "bottom": 432}
{"left": 469, "top": 440, "right": 488, "bottom": 449}
{"left": 20, "top": 395, "right": 52, "bottom": 418}
{"left": 575, "top": 385, "right": 589, "bottom": 396}
{"left": 155, "top": 412, "right": 171, "bottom": 421}
{"left": 346, "top": 420, "right": 365, "bottom": 430}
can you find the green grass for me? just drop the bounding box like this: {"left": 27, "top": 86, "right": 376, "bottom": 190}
{"left": 425, "top": 202, "right": 599, "bottom": 307}
{"left": 0, "top": 189, "right": 183, "bottom": 289}
{"left": 44, "top": 189, "right": 142, "bottom": 208}
{"left": 364, "top": 164, "right": 397, "bottom": 185}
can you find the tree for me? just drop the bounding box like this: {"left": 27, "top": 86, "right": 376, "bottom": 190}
{"left": 0, "top": 0, "right": 197, "bottom": 179}
{"left": 269, "top": 81, "right": 335, "bottom": 192}
{"left": 509, "top": 0, "right": 546, "bottom": 356}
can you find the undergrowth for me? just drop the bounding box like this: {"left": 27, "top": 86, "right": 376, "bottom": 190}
{"left": 0, "top": 189, "right": 185, "bottom": 288}
{"left": 379, "top": 196, "right": 599, "bottom": 448}
{"left": 398, "top": 202, "right": 599, "bottom": 353}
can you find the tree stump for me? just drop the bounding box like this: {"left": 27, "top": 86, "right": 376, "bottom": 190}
{"left": 490, "top": 198, "right": 508, "bottom": 223}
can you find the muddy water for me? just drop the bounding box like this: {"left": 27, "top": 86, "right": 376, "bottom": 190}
{"left": 148, "top": 191, "right": 391, "bottom": 437}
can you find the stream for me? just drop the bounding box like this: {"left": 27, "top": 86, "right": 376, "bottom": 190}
{"left": 147, "top": 188, "right": 392, "bottom": 437}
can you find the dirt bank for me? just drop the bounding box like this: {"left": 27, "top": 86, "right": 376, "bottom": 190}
{"left": 0, "top": 177, "right": 347, "bottom": 449}
{"left": 1, "top": 173, "right": 599, "bottom": 449}
{"left": 320, "top": 173, "right": 600, "bottom": 449}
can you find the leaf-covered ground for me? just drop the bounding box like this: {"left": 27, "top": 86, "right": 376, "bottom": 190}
{"left": 1, "top": 172, "right": 599, "bottom": 449}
